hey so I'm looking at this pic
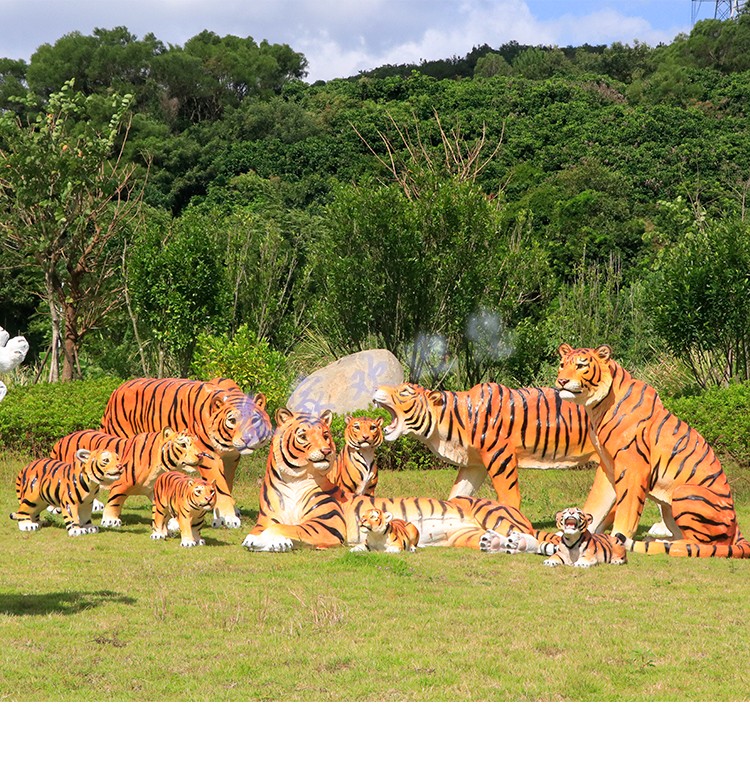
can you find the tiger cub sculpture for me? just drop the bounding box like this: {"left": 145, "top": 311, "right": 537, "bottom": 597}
{"left": 373, "top": 382, "right": 602, "bottom": 516}
{"left": 350, "top": 507, "right": 420, "bottom": 553}
{"left": 538, "top": 507, "right": 626, "bottom": 568}
{"left": 333, "top": 415, "right": 383, "bottom": 496}
{"left": 50, "top": 427, "right": 206, "bottom": 527}
{"left": 12, "top": 450, "right": 123, "bottom": 536}
{"left": 556, "top": 344, "right": 750, "bottom": 556}
{"left": 150, "top": 472, "right": 217, "bottom": 547}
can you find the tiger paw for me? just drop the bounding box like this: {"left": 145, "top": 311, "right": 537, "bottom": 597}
{"left": 100, "top": 517, "right": 122, "bottom": 528}
{"left": 242, "top": 531, "right": 293, "bottom": 552}
{"left": 67, "top": 526, "right": 90, "bottom": 537}
{"left": 573, "top": 560, "right": 593, "bottom": 568}
{"left": 543, "top": 558, "right": 561, "bottom": 567}
{"left": 81, "top": 524, "right": 99, "bottom": 534}
{"left": 17, "top": 521, "right": 40, "bottom": 532}
{"left": 479, "top": 529, "right": 506, "bottom": 553}
{"left": 507, "top": 531, "right": 538, "bottom": 554}
{"left": 180, "top": 538, "right": 206, "bottom": 548}
{"left": 46, "top": 505, "right": 61, "bottom": 515}
{"left": 91, "top": 499, "right": 105, "bottom": 513}
{"left": 150, "top": 531, "right": 167, "bottom": 540}
{"left": 213, "top": 513, "right": 242, "bottom": 529}
{"left": 349, "top": 544, "right": 367, "bottom": 553}
{"left": 647, "top": 520, "right": 674, "bottom": 539}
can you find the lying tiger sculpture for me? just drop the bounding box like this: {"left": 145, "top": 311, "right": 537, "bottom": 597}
{"left": 242, "top": 408, "right": 560, "bottom": 552}
{"left": 350, "top": 507, "right": 420, "bottom": 553}
{"left": 50, "top": 427, "right": 206, "bottom": 527}
{"left": 557, "top": 343, "right": 750, "bottom": 558}
{"left": 538, "top": 507, "right": 626, "bottom": 567}
{"left": 13, "top": 449, "right": 123, "bottom": 536}
{"left": 150, "top": 472, "right": 217, "bottom": 547}
{"left": 373, "top": 381, "right": 607, "bottom": 520}
{"left": 101, "top": 377, "right": 272, "bottom": 529}
{"left": 332, "top": 415, "right": 383, "bottom": 496}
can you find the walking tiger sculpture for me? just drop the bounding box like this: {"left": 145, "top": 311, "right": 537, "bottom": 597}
{"left": 241, "top": 408, "right": 561, "bottom": 552}
{"left": 101, "top": 377, "right": 272, "bottom": 528}
{"left": 556, "top": 344, "right": 750, "bottom": 559}
{"left": 373, "top": 381, "right": 611, "bottom": 520}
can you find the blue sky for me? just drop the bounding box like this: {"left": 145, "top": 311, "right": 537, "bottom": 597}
{"left": 0, "top": 1, "right": 733, "bottom": 82}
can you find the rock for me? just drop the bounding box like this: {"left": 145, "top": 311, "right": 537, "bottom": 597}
{"left": 287, "top": 349, "right": 403, "bottom": 415}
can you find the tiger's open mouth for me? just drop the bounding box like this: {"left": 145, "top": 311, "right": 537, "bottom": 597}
{"left": 372, "top": 390, "right": 401, "bottom": 441}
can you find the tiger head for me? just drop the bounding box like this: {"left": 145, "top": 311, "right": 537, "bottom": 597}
{"left": 160, "top": 427, "right": 207, "bottom": 473}
{"left": 204, "top": 381, "right": 273, "bottom": 456}
{"left": 271, "top": 408, "right": 336, "bottom": 479}
{"left": 556, "top": 344, "right": 614, "bottom": 407}
{"left": 344, "top": 416, "right": 384, "bottom": 450}
{"left": 358, "top": 508, "right": 393, "bottom": 535}
{"left": 76, "top": 448, "right": 124, "bottom": 485}
{"left": 185, "top": 478, "right": 217, "bottom": 513}
{"left": 373, "top": 383, "right": 440, "bottom": 442}
{"left": 555, "top": 507, "right": 593, "bottom": 537}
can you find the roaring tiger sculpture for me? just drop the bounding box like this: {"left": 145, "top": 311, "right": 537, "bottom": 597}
{"left": 241, "top": 408, "right": 560, "bottom": 552}
{"left": 101, "top": 377, "right": 272, "bottom": 528}
{"left": 556, "top": 343, "right": 750, "bottom": 558}
{"left": 373, "top": 381, "right": 604, "bottom": 512}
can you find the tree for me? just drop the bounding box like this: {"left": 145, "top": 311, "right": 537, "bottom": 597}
{"left": 0, "top": 80, "right": 144, "bottom": 381}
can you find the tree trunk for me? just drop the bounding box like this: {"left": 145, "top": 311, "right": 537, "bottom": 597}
{"left": 45, "top": 272, "right": 60, "bottom": 383}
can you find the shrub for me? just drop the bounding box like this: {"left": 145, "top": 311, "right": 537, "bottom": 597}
{"left": 0, "top": 378, "right": 121, "bottom": 458}
{"left": 190, "top": 325, "right": 293, "bottom": 418}
{"left": 664, "top": 382, "right": 750, "bottom": 467}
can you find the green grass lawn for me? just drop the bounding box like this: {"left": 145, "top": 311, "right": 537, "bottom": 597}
{"left": 1, "top": 451, "right": 750, "bottom": 702}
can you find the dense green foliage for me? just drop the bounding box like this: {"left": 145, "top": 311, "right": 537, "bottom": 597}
{"left": 3, "top": 15, "right": 750, "bottom": 414}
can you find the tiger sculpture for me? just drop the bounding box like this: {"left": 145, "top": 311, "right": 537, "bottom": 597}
{"left": 350, "top": 507, "right": 420, "bottom": 553}
{"left": 241, "top": 408, "right": 561, "bottom": 552}
{"left": 332, "top": 415, "right": 384, "bottom": 496}
{"left": 150, "top": 472, "right": 217, "bottom": 547}
{"left": 373, "top": 382, "right": 607, "bottom": 520}
{"left": 12, "top": 449, "right": 123, "bottom": 536}
{"left": 536, "top": 507, "right": 626, "bottom": 567}
{"left": 101, "top": 377, "right": 272, "bottom": 529}
{"left": 556, "top": 344, "right": 750, "bottom": 557}
{"left": 0, "top": 380, "right": 6, "bottom": 403}
{"left": 50, "top": 427, "right": 206, "bottom": 527}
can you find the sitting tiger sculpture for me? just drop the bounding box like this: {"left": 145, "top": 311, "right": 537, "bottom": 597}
{"left": 150, "top": 472, "right": 217, "bottom": 547}
{"left": 12, "top": 449, "right": 123, "bottom": 536}
{"left": 50, "top": 427, "right": 206, "bottom": 527}
{"left": 556, "top": 344, "right": 750, "bottom": 558}
{"left": 242, "top": 408, "right": 560, "bottom": 552}
{"left": 373, "top": 381, "right": 606, "bottom": 519}
{"left": 350, "top": 507, "right": 420, "bottom": 553}
{"left": 332, "top": 415, "right": 383, "bottom": 496}
{"left": 101, "top": 377, "right": 272, "bottom": 529}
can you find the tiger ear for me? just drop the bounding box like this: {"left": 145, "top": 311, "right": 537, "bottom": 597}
{"left": 320, "top": 409, "right": 333, "bottom": 426}
{"left": 253, "top": 393, "right": 267, "bottom": 411}
{"left": 383, "top": 511, "right": 393, "bottom": 524}
{"left": 427, "top": 390, "right": 445, "bottom": 406}
{"left": 558, "top": 343, "right": 574, "bottom": 357}
{"left": 554, "top": 510, "right": 564, "bottom": 527}
{"left": 596, "top": 345, "right": 612, "bottom": 361}
{"left": 374, "top": 417, "right": 383, "bottom": 429}
{"left": 75, "top": 448, "right": 91, "bottom": 463}
{"left": 344, "top": 414, "right": 352, "bottom": 424}
{"left": 162, "top": 426, "right": 176, "bottom": 439}
{"left": 584, "top": 512, "right": 594, "bottom": 527}
{"left": 275, "top": 407, "right": 294, "bottom": 425}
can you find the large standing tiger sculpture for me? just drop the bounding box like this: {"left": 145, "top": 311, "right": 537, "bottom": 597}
{"left": 332, "top": 415, "right": 383, "bottom": 496}
{"left": 556, "top": 344, "right": 750, "bottom": 558}
{"left": 373, "top": 381, "right": 605, "bottom": 514}
{"left": 242, "top": 408, "right": 561, "bottom": 552}
{"left": 12, "top": 450, "right": 123, "bottom": 536}
{"left": 101, "top": 377, "right": 272, "bottom": 528}
{"left": 50, "top": 427, "right": 206, "bottom": 527}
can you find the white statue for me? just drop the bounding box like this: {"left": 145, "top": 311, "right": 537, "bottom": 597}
{"left": 0, "top": 326, "right": 29, "bottom": 372}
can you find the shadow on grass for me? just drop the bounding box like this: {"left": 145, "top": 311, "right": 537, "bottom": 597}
{"left": 0, "top": 589, "right": 136, "bottom": 616}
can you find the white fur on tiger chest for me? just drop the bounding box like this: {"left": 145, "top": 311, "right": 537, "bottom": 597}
{"left": 272, "top": 479, "right": 321, "bottom": 524}
{"left": 364, "top": 530, "right": 391, "bottom": 551}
